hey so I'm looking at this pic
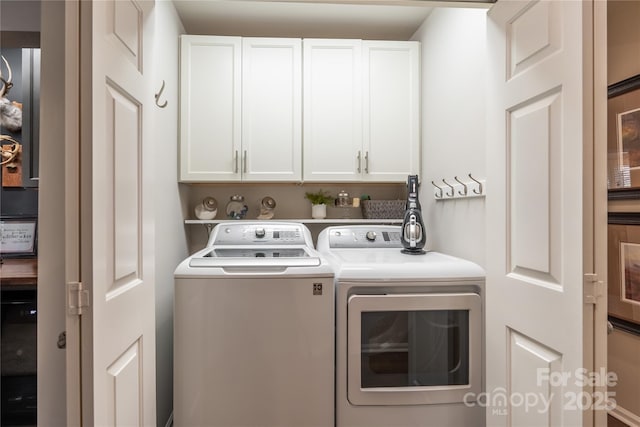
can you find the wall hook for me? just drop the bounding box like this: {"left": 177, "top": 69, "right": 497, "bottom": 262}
{"left": 442, "top": 178, "right": 455, "bottom": 198}
{"left": 454, "top": 176, "right": 468, "bottom": 196}
{"left": 431, "top": 180, "right": 444, "bottom": 199}
{"left": 468, "top": 173, "right": 483, "bottom": 195}
{"left": 155, "top": 80, "right": 168, "bottom": 108}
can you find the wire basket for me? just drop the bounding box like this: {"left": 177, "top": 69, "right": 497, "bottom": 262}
{"left": 361, "top": 200, "right": 405, "bottom": 219}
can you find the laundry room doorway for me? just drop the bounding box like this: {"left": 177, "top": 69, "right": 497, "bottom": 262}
{"left": 0, "top": 1, "right": 41, "bottom": 424}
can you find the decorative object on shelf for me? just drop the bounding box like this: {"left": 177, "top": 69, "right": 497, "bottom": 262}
{"left": 311, "top": 204, "right": 327, "bottom": 220}
{"left": 257, "top": 196, "right": 276, "bottom": 220}
{"left": 194, "top": 196, "right": 218, "bottom": 220}
{"left": 608, "top": 74, "right": 640, "bottom": 199}
{"left": 431, "top": 174, "right": 486, "bottom": 200}
{"left": 336, "top": 190, "right": 350, "bottom": 207}
{"left": 1, "top": 135, "right": 22, "bottom": 187}
{"left": 304, "top": 189, "right": 333, "bottom": 220}
{"left": 1, "top": 135, "right": 20, "bottom": 166}
{"left": 225, "top": 194, "right": 248, "bottom": 220}
{"left": 0, "top": 55, "right": 22, "bottom": 132}
{"left": 361, "top": 199, "right": 405, "bottom": 219}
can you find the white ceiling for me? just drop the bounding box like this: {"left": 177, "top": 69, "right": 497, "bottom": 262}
{"left": 172, "top": 0, "right": 445, "bottom": 40}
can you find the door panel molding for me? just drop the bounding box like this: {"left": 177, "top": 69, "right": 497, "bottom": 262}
{"left": 106, "top": 339, "right": 143, "bottom": 426}
{"left": 507, "top": 0, "right": 561, "bottom": 79}
{"left": 507, "top": 89, "right": 562, "bottom": 286}
{"left": 507, "top": 328, "right": 563, "bottom": 426}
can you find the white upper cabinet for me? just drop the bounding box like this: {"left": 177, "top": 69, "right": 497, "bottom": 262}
{"left": 303, "top": 39, "right": 362, "bottom": 182}
{"left": 180, "top": 35, "right": 242, "bottom": 181}
{"left": 179, "top": 36, "right": 302, "bottom": 182}
{"left": 362, "top": 41, "right": 420, "bottom": 182}
{"left": 242, "top": 38, "right": 302, "bottom": 181}
{"left": 180, "top": 35, "right": 419, "bottom": 183}
{"left": 303, "top": 39, "right": 420, "bottom": 182}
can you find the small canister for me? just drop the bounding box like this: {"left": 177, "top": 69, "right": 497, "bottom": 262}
{"left": 337, "top": 190, "right": 350, "bottom": 207}
{"left": 225, "top": 195, "right": 248, "bottom": 220}
{"left": 194, "top": 197, "right": 218, "bottom": 220}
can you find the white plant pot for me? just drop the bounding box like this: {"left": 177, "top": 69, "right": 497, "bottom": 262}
{"left": 311, "top": 203, "right": 327, "bottom": 219}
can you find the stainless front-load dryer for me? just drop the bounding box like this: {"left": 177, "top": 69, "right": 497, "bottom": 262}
{"left": 318, "top": 225, "right": 486, "bottom": 427}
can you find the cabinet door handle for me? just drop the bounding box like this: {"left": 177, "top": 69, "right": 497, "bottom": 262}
{"left": 243, "top": 150, "right": 247, "bottom": 174}
{"left": 365, "top": 151, "right": 369, "bottom": 174}
{"left": 234, "top": 150, "right": 239, "bottom": 173}
{"left": 357, "top": 151, "right": 361, "bottom": 173}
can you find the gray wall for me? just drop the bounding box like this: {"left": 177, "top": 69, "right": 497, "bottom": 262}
{"left": 411, "top": 8, "right": 487, "bottom": 267}
{"left": 150, "top": 2, "right": 188, "bottom": 426}
{"left": 0, "top": 1, "right": 40, "bottom": 33}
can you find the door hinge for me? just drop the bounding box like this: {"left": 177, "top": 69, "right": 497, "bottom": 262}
{"left": 67, "top": 281, "right": 89, "bottom": 315}
{"left": 584, "top": 273, "right": 604, "bottom": 305}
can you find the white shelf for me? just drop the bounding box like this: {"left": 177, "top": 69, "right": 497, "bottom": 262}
{"left": 185, "top": 218, "right": 403, "bottom": 225}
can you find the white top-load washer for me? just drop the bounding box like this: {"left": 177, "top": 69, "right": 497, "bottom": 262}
{"left": 174, "top": 222, "right": 334, "bottom": 427}
{"left": 317, "top": 225, "right": 486, "bottom": 427}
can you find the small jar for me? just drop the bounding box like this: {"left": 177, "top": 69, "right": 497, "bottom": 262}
{"left": 194, "top": 197, "right": 217, "bottom": 220}
{"left": 225, "top": 195, "right": 248, "bottom": 220}
{"left": 337, "top": 190, "right": 350, "bottom": 207}
{"left": 257, "top": 196, "right": 276, "bottom": 220}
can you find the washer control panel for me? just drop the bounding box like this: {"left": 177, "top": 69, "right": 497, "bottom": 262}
{"left": 209, "top": 222, "right": 306, "bottom": 246}
{"left": 327, "top": 226, "right": 402, "bottom": 248}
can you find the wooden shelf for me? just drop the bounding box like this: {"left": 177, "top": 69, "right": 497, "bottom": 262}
{"left": 185, "top": 218, "right": 403, "bottom": 225}
{"left": 1, "top": 258, "right": 38, "bottom": 288}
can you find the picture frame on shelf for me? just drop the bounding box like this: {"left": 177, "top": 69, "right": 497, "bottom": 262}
{"left": 608, "top": 74, "right": 640, "bottom": 199}
{"left": 608, "top": 213, "right": 640, "bottom": 332}
{"left": 0, "top": 216, "right": 37, "bottom": 258}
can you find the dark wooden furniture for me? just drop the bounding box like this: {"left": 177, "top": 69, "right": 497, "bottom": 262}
{"left": 1, "top": 258, "right": 37, "bottom": 425}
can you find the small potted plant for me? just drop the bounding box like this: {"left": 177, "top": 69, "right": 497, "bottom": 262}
{"left": 304, "top": 189, "right": 333, "bottom": 219}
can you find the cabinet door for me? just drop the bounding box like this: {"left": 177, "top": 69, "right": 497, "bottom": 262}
{"left": 180, "top": 35, "right": 241, "bottom": 181}
{"left": 362, "top": 41, "right": 420, "bottom": 182}
{"left": 303, "top": 39, "right": 362, "bottom": 182}
{"left": 242, "top": 38, "right": 302, "bottom": 181}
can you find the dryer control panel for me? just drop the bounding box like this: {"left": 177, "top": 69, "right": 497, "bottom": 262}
{"left": 327, "top": 226, "right": 402, "bottom": 248}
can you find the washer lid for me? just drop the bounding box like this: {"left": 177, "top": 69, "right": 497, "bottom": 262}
{"left": 321, "top": 249, "right": 485, "bottom": 281}
{"left": 188, "top": 246, "right": 321, "bottom": 268}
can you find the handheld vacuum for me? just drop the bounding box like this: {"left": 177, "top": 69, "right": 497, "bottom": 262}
{"left": 401, "top": 174, "right": 427, "bottom": 255}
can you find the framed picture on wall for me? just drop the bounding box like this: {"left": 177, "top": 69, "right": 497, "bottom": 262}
{"left": 620, "top": 242, "right": 640, "bottom": 305}
{"left": 608, "top": 213, "right": 640, "bottom": 331}
{"left": 608, "top": 74, "right": 640, "bottom": 199}
{"left": 0, "top": 216, "right": 37, "bottom": 258}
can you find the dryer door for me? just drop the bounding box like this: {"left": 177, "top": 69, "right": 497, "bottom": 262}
{"left": 347, "top": 292, "right": 481, "bottom": 405}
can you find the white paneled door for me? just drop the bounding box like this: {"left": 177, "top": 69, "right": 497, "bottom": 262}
{"left": 78, "top": 0, "right": 156, "bottom": 425}
{"left": 486, "top": 1, "right": 604, "bottom": 426}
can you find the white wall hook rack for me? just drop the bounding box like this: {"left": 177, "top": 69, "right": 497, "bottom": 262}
{"left": 432, "top": 174, "right": 486, "bottom": 200}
